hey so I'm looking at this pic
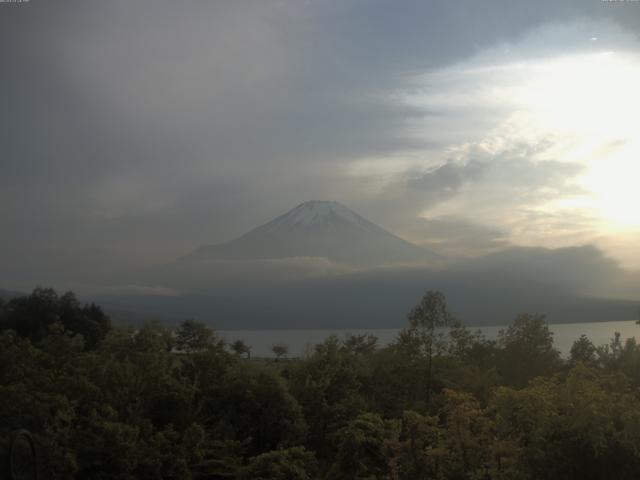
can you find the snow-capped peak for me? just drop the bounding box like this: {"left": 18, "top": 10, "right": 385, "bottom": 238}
{"left": 188, "top": 200, "right": 441, "bottom": 266}
{"left": 267, "top": 200, "right": 375, "bottom": 230}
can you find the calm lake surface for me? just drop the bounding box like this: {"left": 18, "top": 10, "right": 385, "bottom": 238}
{"left": 219, "top": 320, "right": 640, "bottom": 358}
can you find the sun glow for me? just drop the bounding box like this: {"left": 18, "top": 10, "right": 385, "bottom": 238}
{"left": 514, "top": 53, "right": 638, "bottom": 135}
{"left": 403, "top": 47, "right": 640, "bottom": 260}
{"left": 581, "top": 140, "right": 640, "bottom": 228}
{"left": 520, "top": 52, "right": 640, "bottom": 229}
{"left": 495, "top": 51, "right": 640, "bottom": 229}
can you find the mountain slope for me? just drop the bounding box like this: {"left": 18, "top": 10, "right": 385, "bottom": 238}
{"left": 185, "top": 200, "right": 439, "bottom": 267}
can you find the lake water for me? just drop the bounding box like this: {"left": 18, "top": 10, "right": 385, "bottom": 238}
{"left": 219, "top": 320, "right": 640, "bottom": 358}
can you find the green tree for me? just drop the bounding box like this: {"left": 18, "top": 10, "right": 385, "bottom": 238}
{"left": 289, "top": 336, "right": 370, "bottom": 457}
{"left": 405, "top": 290, "right": 454, "bottom": 402}
{"left": 58, "top": 291, "right": 111, "bottom": 350}
{"left": 569, "top": 334, "right": 597, "bottom": 367}
{"left": 328, "top": 413, "right": 398, "bottom": 480}
{"left": 439, "top": 389, "right": 498, "bottom": 479}
{"left": 175, "top": 319, "right": 215, "bottom": 353}
{"left": 1, "top": 287, "right": 60, "bottom": 342}
{"left": 134, "top": 320, "right": 175, "bottom": 353}
{"left": 494, "top": 365, "right": 640, "bottom": 479}
{"left": 271, "top": 343, "right": 290, "bottom": 361}
{"left": 238, "top": 447, "right": 318, "bottom": 480}
{"left": 497, "top": 313, "right": 561, "bottom": 387}
{"left": 230, "top": 339, "right": 251, "bottom": 359}
{"left": 342, "top": 333, "right": 378, "bottom": 356}
{"left": 201, "top": 363, "right": 307, "bottom": 455}
{"left": 384, "top": 410, "right": 444, "bottom": 480}
{"left": 597, "top": 334, "right": 640, "bottom": 385}
{"left": 0, "top": 288, "right": 110, "bottom": 349}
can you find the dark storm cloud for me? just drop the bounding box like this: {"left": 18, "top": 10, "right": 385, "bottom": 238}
{"left": 1, "top": 0, "right": 639, "bottom": 288}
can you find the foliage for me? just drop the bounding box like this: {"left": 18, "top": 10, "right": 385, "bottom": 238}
{"left": 271, "top": 343, "right": 290, "bottom": 361}
{"left": 238, "top": 447, "right": 318, "bottom": 480}
{"left": 175, "top": 319, "right": 217, "bottom": 353}
{"left": 2, "top": 287, "right": 640, "bottom": 479}
{"left": 570, "top": 334, "right": 597, "bottom": 367}
{"left": 0, "top": 287, "right": 110, "bottom": 349}
{"left": 230, "top": 339, "right": 251, "bottom": 359}
{"left": 327, "top": 413, "right": 398, "bottom": 479}
{"left": 404, "top": 290, "right": 455, "bottom": 402}
{"left": 497, "top": 313, "right": 562, "bottom": 387}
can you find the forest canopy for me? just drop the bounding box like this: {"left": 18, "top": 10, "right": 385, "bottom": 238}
{"left": 2, "top": 288, "right": 640, "bottom": 479}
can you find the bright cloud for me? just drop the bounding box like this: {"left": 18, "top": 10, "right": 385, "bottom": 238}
{"left": 372, "top": 21, "right": 640, "bottom": 266}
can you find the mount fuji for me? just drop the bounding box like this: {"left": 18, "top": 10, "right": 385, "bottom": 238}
{"left": 184, "top": 200, "right": 439, "bottom": 267}
{"left": 98, "top": 204, "right": 639, "bottom": 329}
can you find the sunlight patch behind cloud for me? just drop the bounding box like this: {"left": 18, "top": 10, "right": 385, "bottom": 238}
{"left": 390, "top": 22, "right": 640, "bottom": 264}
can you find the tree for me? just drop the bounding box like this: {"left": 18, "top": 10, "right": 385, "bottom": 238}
{"left": 597, "top": 334, "right": 640, "bottom": 385}
{"left": 0, "top": 296, "right": 6, "bottom": 330}
{"left": 439, "top": 389, "right": 496, "bottom": 479}
{"left": 405, "top": 290, "right": 454, "bottom": 402}
{"left": 384, "top": 410, "right": 452, "bottom": 480}
{"left": 569, "top": 334, "right": 597, "bottom": 367}
{"left": 1, "top": 287, "right": 62, "bottom": 342}
{"left": 288, "top": 335, "right": 372, "bottom": 456}
{"left": 206, "top": 364, "right": 307, "bottom": 455}
{"left": 134, "top": 321, "right": 175, "bottom": 353}
{"left": 498, "top": 313, "right": 561, "bottom": 387}
{"left": 342, "top": 333, "right": 378, "bottom": 356}
{"left": 59, "top": 292, "right": 111, "bottom": 350}
{"left": 231, "top": 339, "right": 251, "bottom": 359}
{"left": 493, "top": 365, "right": 640, "bottom": 479}
{"left": 0, "top": 288, "right": 110, "bottom": 349}
{"left": 328, "top": 413, "right": 398, "bottom": 480}
{"left": 272, "top": 343, "right": 290, "bottom": 362}
{"left": 175, "top": 319, "right": 215, "bottom": 353}
{"left": 238, "top": 447, "right": 318, "bottom": 480}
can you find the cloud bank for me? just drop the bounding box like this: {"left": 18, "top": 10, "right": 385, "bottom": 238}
{"left": 2, "top": 1, "right": 640, "bottom": 292}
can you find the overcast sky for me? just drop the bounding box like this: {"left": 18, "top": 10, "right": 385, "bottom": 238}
{"left": 2, "top": 0, "right": 640, "bottom": 289}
